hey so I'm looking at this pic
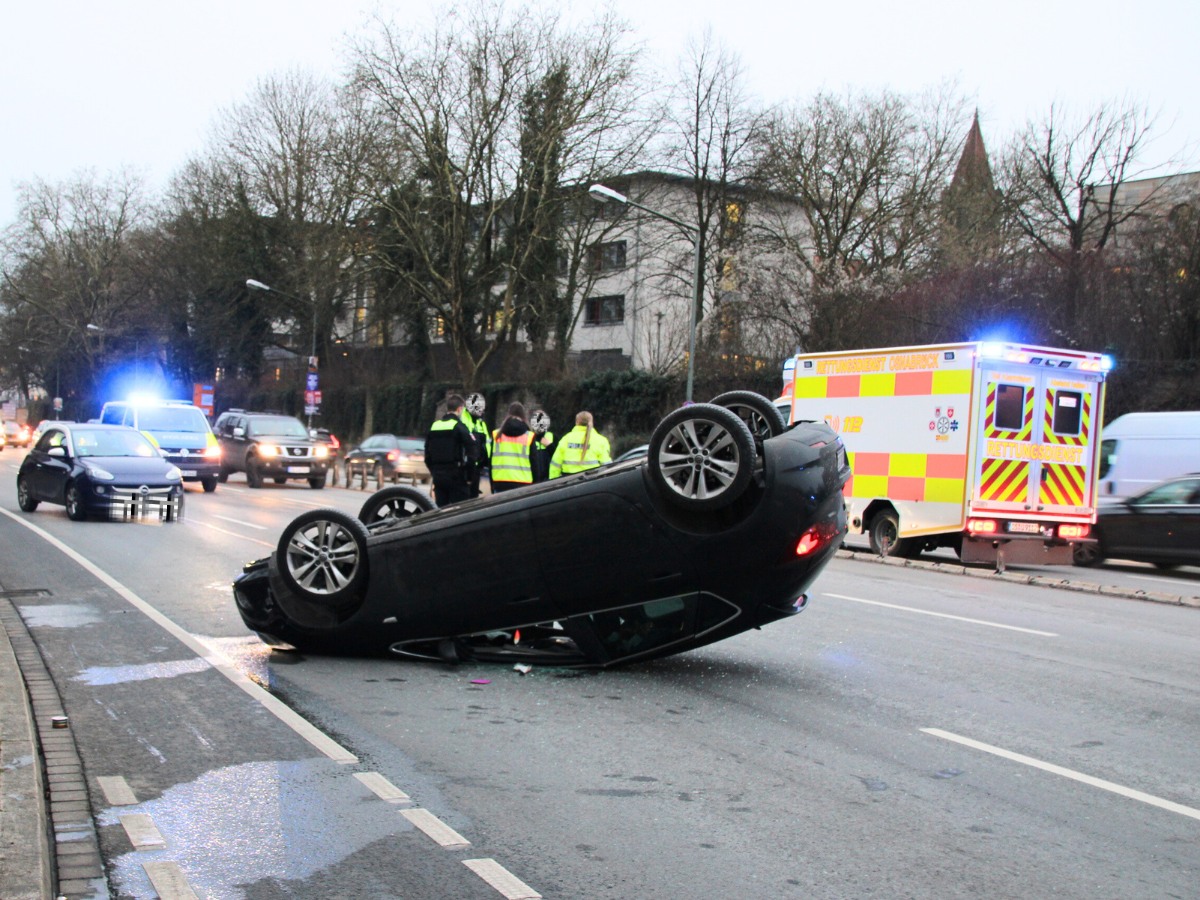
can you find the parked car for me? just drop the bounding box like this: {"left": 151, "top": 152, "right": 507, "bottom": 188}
{"left": 612, "top": 443, "right": 648, "bottom": 464}
{"left": 3, "top": 420, "right": 31, "bottom": 448}
{"left": 99, "top": 398, "right": 221, "bottom": 492}
{"left": 16, "top": 422, "right": 184, "bottom": 522}
{"left": 213, "top": 410, "right": 331, "bottom": 489}
{"left": 233, "top": 392, "right": 850, "bottom": 667}
{"left": 1074, "top": 475, "right": 1200, "bottom": 569}
{"left": 344, "top": 434, "right": 430, "bottom": 486}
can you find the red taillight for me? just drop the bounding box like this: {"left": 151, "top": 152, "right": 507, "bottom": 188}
{"left": 967, "top": 518, "right": 998, "bottom": 535}
{"left": 795, "top": 526, "right": 825, "bottom": 557}
{"left": 330, "top": 435, "right": 340, "bottom": 449}
{"left": 1059, "top": 524, "right": 1089, "bottom": 539}
{"left": 387, "top": 450, "right": 399, "bottom": 461}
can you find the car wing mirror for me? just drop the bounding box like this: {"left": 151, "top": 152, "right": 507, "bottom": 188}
{"left": 48, "top": 446, "right": 67, "bottom": 458}
{"left": 233, "top": 426, "right": 245, "bottom": 438}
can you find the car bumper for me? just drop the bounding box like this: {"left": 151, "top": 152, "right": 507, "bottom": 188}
{"left": 257, "top": 459, "right": 330, "bottom": 478}
{"left": 85, "top": 485, "right": 183, "bottom": 521}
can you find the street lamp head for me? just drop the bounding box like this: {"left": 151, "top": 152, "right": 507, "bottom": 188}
{"left": 588, "top": 184, "right": 627, "bottom": 205}
{"left": 246, "top": 279, "right": 272, "bottom": 293}
{"left": 85, "top": 323, "right": 104, "bottom": 333}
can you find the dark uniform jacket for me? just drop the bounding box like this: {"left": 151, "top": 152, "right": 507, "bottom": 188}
{"left": 425, "top": 413, "right": 477, "bottom": 476}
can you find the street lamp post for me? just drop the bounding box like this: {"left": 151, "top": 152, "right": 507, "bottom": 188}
{"left": 589, "top": 183, "right": 703, "bottom": 403}
{"left": 247, "top": 279, "right": 319, "bottom": 427}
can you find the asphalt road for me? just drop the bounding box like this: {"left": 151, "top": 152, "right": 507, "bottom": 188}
{"left": 1, "top": 448, "right": 1198, "bottom": 898}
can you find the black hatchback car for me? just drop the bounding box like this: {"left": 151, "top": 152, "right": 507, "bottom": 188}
{"left": 234, "top": 392, "right": 851, "bottom": 668}
{"left": 1074, "top": 475, "right": 1200, "bottom": 569}
{"left": 17, "top": 423, "right": 184, "bottom": 522}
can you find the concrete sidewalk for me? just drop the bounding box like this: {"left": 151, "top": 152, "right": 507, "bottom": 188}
{"left": 1, "top": 591, "right": 105, "bottom": 900}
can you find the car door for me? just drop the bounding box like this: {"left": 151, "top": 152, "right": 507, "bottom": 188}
{"left": 1106, "top": 479, "right": 1200, "bottom": 563}
{"left": 25, "top": 427, "right": 72, "bottom": 501}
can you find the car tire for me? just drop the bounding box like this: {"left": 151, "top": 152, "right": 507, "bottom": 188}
{"left": 867, "top": 511, "right": 913, "bottom": 557}
{"left": 65, "top": 482, "right": 88, "bottom": 521}
{"left": 201, "top": 476, "right": 218, "bottom": 493}
{"left": 648, "top": 403, "right": 755, "bottom": 511}
{"left": 274, "top": 476, "right": 287, "bottom": 485}
{"left": 277, "top": 509, "right": 370, "bottom": 607}
{"left": 245, "top": 457, "right": 264, "bottom": 488}
{"left": 16, "top": 475, "right": 38, "bottom": 512}
{"left": 358, "top": 485, "right": 435, "bottom": 526}
{"left": 309, "top": 473, "right": 328, "bottom": 489}
{"left": 217, "top": 469, "right": 230, "bottom": 484}
{"left": 1073, "top": 543, "right": 1103, "bottom": 567}
{"left": 708, "top": 390, "right": 787, "bottom": 448}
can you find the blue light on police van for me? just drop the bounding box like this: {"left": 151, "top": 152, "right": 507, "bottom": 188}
{"left": 979, "top": 342, "right": 1007, "bottom": 360}
{"left": 1101, "top": 354, "right": 1115, "bottom": 371}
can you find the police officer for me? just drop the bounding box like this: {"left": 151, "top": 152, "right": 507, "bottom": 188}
{"left": 460, "top": 392, "right": 492, "bottom": 498}
{"left": 529, "top": 408, "right": 555, "bottom": 483}
{"left": 425, "top": 394, "right": 477, "bottom": 507}
{"left": 549, "top": 410, "right": 611, "bottom": 478}
{"left": 490, "top": 402, "right": 536, "bottom": 493}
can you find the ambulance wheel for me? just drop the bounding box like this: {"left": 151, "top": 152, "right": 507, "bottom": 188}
{"left": 648, "top": 404, "right": 754, "bottom": 511}
{"left": 1073, "top": 543, "right": 1104, "bottom": 567}
{"left": 708, "top": 391, "right": 786, "bottom": 448}
{"left": 867, "top": 511, "right": 914, "bottom": 558}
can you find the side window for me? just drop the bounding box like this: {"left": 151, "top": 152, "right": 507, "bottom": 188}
{"left": 994, "top": 384, "right": 1026, "bottom": 432}
{"left": 36, "top": 429, "right": 65, "bottom": 452}
{"left": 100, "top": 404, "right": 125, "bottom": 426}
{"left": 1051, "top": 391, "right": 1082, "bottom": 436}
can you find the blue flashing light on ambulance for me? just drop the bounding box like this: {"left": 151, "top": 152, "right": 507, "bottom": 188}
{"left": 776, "top": 341, "right": 1112, "bottom": 567}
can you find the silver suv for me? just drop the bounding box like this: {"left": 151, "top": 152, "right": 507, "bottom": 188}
{"left": 213, "top": 410, "right": 330, "bottom": 489}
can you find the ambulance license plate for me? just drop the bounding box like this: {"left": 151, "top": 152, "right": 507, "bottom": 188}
{"left": 1007, "top": 522, "right": 1041, "bottom": 534}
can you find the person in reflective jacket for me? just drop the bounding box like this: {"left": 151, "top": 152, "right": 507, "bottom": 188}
{"left": 490, "top": 402, "right": 536, "bottom": 493}
{"left": 549, "top": 411, "right": 611, "bottom": 478}
{"left": 425, "top": 394, "right": 478, "bottom": 507}
{"left": 459, "top": 392, "right": 492, "bottom": 498}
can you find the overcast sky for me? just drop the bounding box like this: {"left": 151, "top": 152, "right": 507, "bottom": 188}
{"left": 2, "top": 0, "right": 1197, "bottom": 227}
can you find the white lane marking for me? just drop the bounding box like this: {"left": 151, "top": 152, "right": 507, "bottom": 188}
{"left": 0, "top": 507, "right": 357, "bottom": 764}
{"left": 211, "top": 514, "right": 268, "bottom": 530}
{"left": 463, "top": 859, "right": 542, "bottom": 900}
{"left": 96, "top": 775, "right": 138, "bottom": 806}
{"left": 825, "top": 593, "right": 1058, "bottom": 637}
{"left": 923, "top": 728, "right": 1200, "bottom": 822}
{"left": 143, "top": 861, "right": 199, "bottom": 900}
{"left": 401, "top": 808, "right": 471, "bottom": 849}
{"left": 121, "top": 813, "right": 167, "bottom": 849}
{"left": 354, "top": 771, "right": 411, "bottom": 804}
{"left": 1127, "top": 573, "right": 1195, "bottom": 587}
{"left": 185, "top": 517, "right": 274, "bottom": 549}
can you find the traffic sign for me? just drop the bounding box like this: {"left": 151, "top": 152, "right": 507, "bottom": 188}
{"left": 306, "top": 372, "right": 319, "bottom": 391}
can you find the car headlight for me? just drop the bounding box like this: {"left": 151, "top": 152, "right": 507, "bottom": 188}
{"left": 165, "top": 466, "right": 183, "bottom": 481}
{"left": 314, "top": 444, "right": 329, "bottom": 459}
{"left": 258, "top": 444, "right": 279, "bottom": 457}
{"left": 85, "top": 464, "right": 116, "bottom": 481}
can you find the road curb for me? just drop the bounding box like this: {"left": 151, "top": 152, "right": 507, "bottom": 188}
{"left": 835, "top": 549, "right": 1200, "bottom": 608}
{"left": 0, "top": 595, "right": 106, "bottom": 899}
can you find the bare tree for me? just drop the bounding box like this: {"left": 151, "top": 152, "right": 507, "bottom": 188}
{"left": 350, "top": 0, "right": 648, "bottom": 386}
{"left": 999, "top": 100, "right": 1160, "bottom": 332}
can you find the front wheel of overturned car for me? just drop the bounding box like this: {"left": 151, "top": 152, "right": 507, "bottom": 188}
{"left": 708, "top": 390, "right": 786, "bottom": 448}
{"left": 16, "top": 475, "right": 38, "bottom": 512}
{"left": 359, "top": 485, "right": 435, "bottom": 526}
{"left": 648, "top": 403, "right": 755, "bottom": 511}
{"left": 277, "top": 509, "right": 370, "bottom": 608}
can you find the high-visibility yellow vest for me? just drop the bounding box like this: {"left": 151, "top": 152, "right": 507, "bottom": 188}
{"left": 549, "top": 425, "right": 612, "bottom": 478}
{"left": 491, "top": 431, "right": 534, "bottom": 484}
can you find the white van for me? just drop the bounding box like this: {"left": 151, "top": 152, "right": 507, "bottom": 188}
{"left": 1097, "top": 411, "right": 1200, "bottom": 499}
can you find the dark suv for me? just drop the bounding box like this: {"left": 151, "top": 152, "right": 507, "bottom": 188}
{"left": 213, "top": 410, "right": 331, "bottom": 489}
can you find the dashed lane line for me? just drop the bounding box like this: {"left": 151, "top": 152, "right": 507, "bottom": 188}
{"left": 923, "top": 728, "right": 1200, "bottom": 822}
{"left": 96, "top": 775, "right": 138, "bottom": 806}
{"left": 463, "top": 859, "right": 543, "bottom": 900}
{"left": 143, "top": 861, "right": 199, "bottom": 900}
{"left": 401, "top": 808, "right": 471, "bottom": 849}
{"left": 825, "top": 592, "right": 1059, "bottom": 636}
{"left": 210, "top": 514, "right": 268, "bottom": 530}
{"left": 120, "top": 813, "right": 166, "bottom": 850}
{"left": 354, "top": 771, "right": 412, "bottom": 804}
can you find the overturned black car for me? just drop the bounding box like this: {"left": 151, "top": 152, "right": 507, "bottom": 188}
{"left": 233, "top": 392, "right": 851, "bottom": 668}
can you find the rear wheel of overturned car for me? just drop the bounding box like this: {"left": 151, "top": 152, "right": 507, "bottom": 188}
{"left": 65, "top": 482, "right": 88, "bottom": 521}
{"left": 708, "top": 390, "right": 787, "bottom": 448}
{"left": 277, "top": 509, "right": 370, "bottom": 607}
{"left": 648, "top": 404, "right": 755, "bottom": 511}
{"left": 16, "top": 475, "right": 38, "bottom": 512}
{"left": 358, "top": 485, "right": 435, "bottom": 526}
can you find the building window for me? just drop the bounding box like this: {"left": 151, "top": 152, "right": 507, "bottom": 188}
{"left": 588, "top": 240, "right": 627, "bottom": 272}
{"left": 585, "top": 295, "right": 625, "bottom": 326}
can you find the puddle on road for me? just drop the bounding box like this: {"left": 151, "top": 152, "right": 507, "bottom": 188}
{"left": 100, "top": 759, "right": 410, "bottom": 898}
{"left": 17, "top": 603, "right": 102, "bottom": 628}
{"left": 74, "top": 657, "right": 211, "bottom": 686}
